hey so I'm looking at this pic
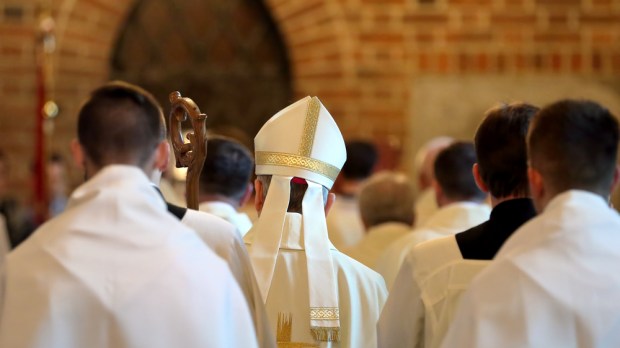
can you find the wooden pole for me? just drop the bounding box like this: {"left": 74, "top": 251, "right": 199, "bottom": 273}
{"left": 168, "top": 91, "right": 207, "bottom": 210}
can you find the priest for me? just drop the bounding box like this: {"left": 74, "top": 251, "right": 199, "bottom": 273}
{"left": 378, "top": 102, "right": 539, "bottom": 348}
{"left": 442, "top": 100, "right": 620, "bottom": 347}
{"left": 376, "top": 142, "right": 490, "bottom": 288}
{"left": 0, "top": 81, "right": 258, "bottom": 348}
{"left": 244, "top": 96, "right": 388, "bottom": 347}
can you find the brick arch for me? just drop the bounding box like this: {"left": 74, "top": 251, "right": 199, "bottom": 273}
{"left": 52, "top": 0, "right": 353, "bottom": 142}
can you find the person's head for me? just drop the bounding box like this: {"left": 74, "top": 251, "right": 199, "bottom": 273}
{"left": 433, "top": 142, "right": 486, "bottom": 206}
{"left": 341, "top": 141, "right": 378, "bottom": 180}
{"left": 359, "top": 171, "right": 415, "bottom": 229}
{"left": 253, "top": 96, "right": 346, "bottom": 217}
{"left": 414, "top": 136, "right": 454, "bottom": 191}
{"left": 527, "top": 100, "right": 620, "bottom": 212}
{"left": 47, "top": 152, "right": 68, "bottom": 196}
{"left": 72, "top": 81, "right": 168, "bottom": 179}
{"left": 473, "top": 103, "right": 539, "bottom": 201}
{"left": 199, "top": 136, "right": 254, "bottom": 208}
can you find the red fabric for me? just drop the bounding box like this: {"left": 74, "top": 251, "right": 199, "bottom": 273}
{"left": 291, "top": 177, "right": 307, "bottom": 185}
{"left": 33, "top": 60, "right": 48, "bottom": 224}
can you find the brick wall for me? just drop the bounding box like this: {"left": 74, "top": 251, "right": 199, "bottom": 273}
{"left": 1, "top": 0, "right": 620, "bottom": 200}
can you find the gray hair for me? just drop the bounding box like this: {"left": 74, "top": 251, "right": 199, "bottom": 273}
{"left": 359, "top": 171, "right": 415, "bottom": 228}
{"left": 257, "top": 175, "right": 328, "bottom": 213}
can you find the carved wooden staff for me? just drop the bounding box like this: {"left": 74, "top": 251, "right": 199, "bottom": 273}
{"left": 168, "top": 91, "right": 207, "bottom": 210}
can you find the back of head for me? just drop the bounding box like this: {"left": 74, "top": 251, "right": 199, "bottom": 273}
{"left": 475, "top": 102, "right": 539, "bottom": 198}
{"left": 77, "top": 81, "right": 165, "bottom": 168}
{"left": 434, "top": 142, "right": 486, "bottom": 202}
{"left": 415, "top": 136, "right": 454, "bottom": 190}
{"left": 200, "top": 136, "right": 253, "bottom": 202}
{"left": 341, "top": 140, "right": 378, "bottom": 180}
{"left": 359, "top": 171, "right": 414, "bottom": 228}
{"left": 528, "top": 99, "right": 619, "bottom": 196}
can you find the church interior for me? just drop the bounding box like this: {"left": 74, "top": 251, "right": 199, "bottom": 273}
{"left": 2, "top": 1, "right": 620, "bottom": 347}
{"left": 1, "top": 0, "right": 620, "bottom": 222}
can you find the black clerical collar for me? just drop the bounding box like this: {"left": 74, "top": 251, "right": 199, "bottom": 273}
{"left": 152, "top": 185, "right": 187, "bottom": 220}
{"left": 456, "top": 198, "right": 536, "bottom": 260}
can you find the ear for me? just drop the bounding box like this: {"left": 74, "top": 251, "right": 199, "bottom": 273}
{"left": 254, "top": 179, "right": 265, "bottom": 214}
{"left": 239, "top": 182, "right": 254, "bottom": 207}
{"left": 324, "top": 192, "right": 336, "bottom": 216}
{"left": 472, "top": 163, "right": 489, "bottom": 193}
{"left": 154, "top": 141, "right": 170, "bottom": 172}
{"left": 527, "top": 167, "right": 545, "bottom": 211}
{"left": 70, "top": 138, "right": 85, "bottom": 170}
{"left": 432, "top": 179, "right": 444, "bottom": 206}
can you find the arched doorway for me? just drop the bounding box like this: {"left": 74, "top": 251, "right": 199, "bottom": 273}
{"left": 110, "top": 0, "right": 293, "bottom": 141}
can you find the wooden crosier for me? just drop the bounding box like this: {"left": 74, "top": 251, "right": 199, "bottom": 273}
{"left": 168, "top": 91, "right": 207, "bottom": 210}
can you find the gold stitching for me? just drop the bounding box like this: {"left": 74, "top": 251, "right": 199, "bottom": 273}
{"left": 256, "top": 151, "right": 339, "bottom": 182}
{"left": 298, "top": 97, "right": 321, "bottom": 157}
{"left": 309, "top": 307, "right": 339, "bottom": 320}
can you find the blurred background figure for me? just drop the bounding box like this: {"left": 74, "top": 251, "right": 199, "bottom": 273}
{"left": 46, "top": 152, "right": 69, "bottom": 218}
{"left": 0, "top": 151, "right": 29, "bottom": 249}
{"left": 327, "top": 140, "right": 379, "bottom": 250}
{"left": 198, "top": 136, "right": 254, "bottom": 237}
{"left": 343, "top": 171, "right": 414, "bottom": 271}
{"left": 376, "top": 142, "right": 490, "bottom": 288}
{"left": 413, "top": 137, "right": 454, "bottom": 228}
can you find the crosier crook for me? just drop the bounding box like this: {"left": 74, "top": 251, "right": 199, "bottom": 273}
{"left": 168, "top": 91, "right": 207, "bottom": 210}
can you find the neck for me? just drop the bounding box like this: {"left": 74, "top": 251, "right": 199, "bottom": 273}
{"left": 438, "top": 196, "right": 485, "bottom": 208}
{"left": 199, "top": 193, "right": 240, "bottom": 209}
{"left": 489, "top": 194, "right": 529, "bottom": 208}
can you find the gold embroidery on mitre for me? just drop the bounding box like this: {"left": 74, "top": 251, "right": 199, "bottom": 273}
{"left": 256, "top": 151, "right": 340, "bottom": 182}
{"left": 309, "top": 307, "right": 340, "bottom": 320}
{"left": 298, "top": 96, "right": 321, "bottom": 157}
{"left": 276, "top": 312, "right": 319, "bottom": 348}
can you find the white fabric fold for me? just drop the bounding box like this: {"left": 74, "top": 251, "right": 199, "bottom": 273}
{"left": 302, "top": 181, "right": 340, "bottom": 341}
{"left": 248, "top": 176, "right": 291, "bottom": 301}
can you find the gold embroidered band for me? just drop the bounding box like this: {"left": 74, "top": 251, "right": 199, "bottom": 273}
{"left": 309, "top": 307, "right": 340, "bottom": 320}
{"left": 256, "top": 151, "right": 340, "bottom": 183}
{"left": 298, "top": 97, "right": 321, "bottom": 157}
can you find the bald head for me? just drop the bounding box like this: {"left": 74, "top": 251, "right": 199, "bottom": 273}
{"left": 359, "top": 171, "right": 415, "bottom": 228}
{"left": 415, "top": 136, "right": 454, "bottom": 190}
{"left": 77, "top": 81, "right": 166, "bottom": 170}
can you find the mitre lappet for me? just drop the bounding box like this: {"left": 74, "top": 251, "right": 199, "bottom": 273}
{"left": 249, "top": 96, "right": 346, "bottom": 342}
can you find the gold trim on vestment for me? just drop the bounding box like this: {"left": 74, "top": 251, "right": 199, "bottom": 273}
{"left": 298, "top": 97, "right": 321, "bottom": 157}
{"left": 277, "top": 312, "right": 319, "bottom": 348}
{"left": 256, "top": 151, "right": 340, "bottom": 182}
{"left": 310, "top": 327, "right": 340, "bottom": 342}
{"left": 309, "top": 307, "right": 340, "bottom": 320}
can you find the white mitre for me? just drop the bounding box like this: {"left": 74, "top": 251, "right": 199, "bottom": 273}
{"left": 250, "top": 96, "right": 346, "bottom": 342}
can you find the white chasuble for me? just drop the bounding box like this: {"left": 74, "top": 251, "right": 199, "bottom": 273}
{"left": 181, "top": 208, "right": 274, "bottom": 347}
{"left": 246, "top": 213, "right": 388, "bottom": 348}
{"left": 375, "top": 202, "right": 490, "bottom": 289}
{"left": 0, "top": 165, "right": 258, "bottom": 348}
{"left": 442, "top": 191, "right": 620, "bottom": 348}
{"left": 198, "top": 201, "right": 253, "bottom": 237}
{"left": 378, "top": 236, "right": 489, "bottom": 348}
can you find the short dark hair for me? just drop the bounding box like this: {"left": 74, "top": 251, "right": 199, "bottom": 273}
{"left": 199, "top": 136, "right": 253, "bottom": 201}
{"left": 528, "top": 100, "right": 619, "bottom": 195}
{"left": 257, "top": 175, "right": 328, "bottom": 213}
{"left": 475, "top": 103, "right": 539, "bottom": 198}
{"left": 341, "top": 140, "right": 378, "bottom": 180}
{"left": 77, "top": 81, "right": 165, "bottom": 168}
{"left": 434, "top": 142, "right": 486, "bottom": 201}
